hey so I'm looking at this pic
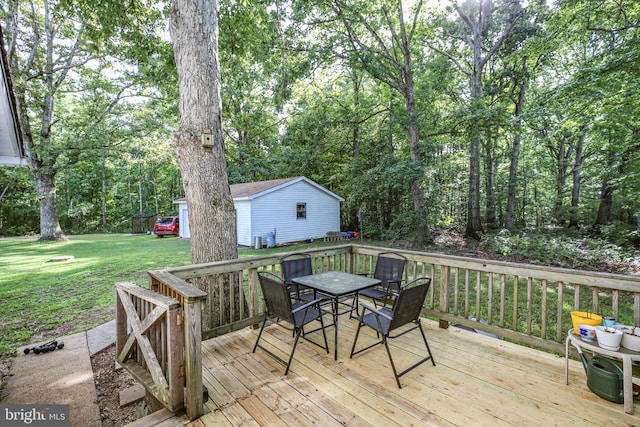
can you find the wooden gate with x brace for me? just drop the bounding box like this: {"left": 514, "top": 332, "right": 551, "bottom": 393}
{"left": 115, "top": 282, "right": 185, "bottom": 412}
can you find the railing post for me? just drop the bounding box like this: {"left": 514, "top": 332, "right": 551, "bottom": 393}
{"left": 439, "top": 265, "right": 450, "bottom": 314}
{"left": 183, "top": 294, "right": 206, "bottom": 420}
{"left": 248, "top": 267, "right": 260, "bottom": 318}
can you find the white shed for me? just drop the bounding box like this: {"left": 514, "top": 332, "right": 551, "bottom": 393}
{"left": 175, "top": 176, "right": 344, "bottom": 246}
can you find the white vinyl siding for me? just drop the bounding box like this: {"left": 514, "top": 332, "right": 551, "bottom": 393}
{"left": 249, "top": 180, "right": 341, "bottom": 245}
{"left": 235, "top": 200, "right": 252, "bottom": 246}
{"left": 178, "top": 203, "right": 190, "bottom": 239}
{"left": 175, "top": 176, "right": 343, "bottom": 246}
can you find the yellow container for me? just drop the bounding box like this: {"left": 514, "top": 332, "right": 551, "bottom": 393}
{"left": 571, "top": 311, "right": 602, "bottom": 333}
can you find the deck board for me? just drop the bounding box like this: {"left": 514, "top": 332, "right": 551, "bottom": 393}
{"left": 175, "top": 316, "right": 637, "bottom": 427}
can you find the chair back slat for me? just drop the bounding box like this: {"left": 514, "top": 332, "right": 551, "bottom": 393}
{"left": 374, "top": 252, "right": 406, "bottom": 290}
{"left": 281, "top": 253, "right": 313, "bottom": 284}
{"left": 258, "top": 272, "right": 295, "bottom": 323}
{"left": 389, "top": 278, "right": 431, "bottom": 331}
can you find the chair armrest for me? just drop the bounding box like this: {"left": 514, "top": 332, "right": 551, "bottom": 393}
{"left": 359, "top": 301, "right": 393, "bottom": 321}
{"left": 291, "top": 297, "right": 329, "bottom": 313}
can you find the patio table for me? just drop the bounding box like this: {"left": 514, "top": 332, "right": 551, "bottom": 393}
{"left": 293, "top": 271, "right": 380, "bottom": 360}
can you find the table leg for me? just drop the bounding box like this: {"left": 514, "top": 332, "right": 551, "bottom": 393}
{"left": 333, "top": 297, "right": 339, "bottom": 360}
{"left": 623, "top": 357, "right": 634, "bottom": 414}
{"left": 565, "top": 335, "right": 570, "bottom": 385}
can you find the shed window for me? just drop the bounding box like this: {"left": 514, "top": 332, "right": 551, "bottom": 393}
{"left": 296, "top": 203, "right": 306, "bottom": 219}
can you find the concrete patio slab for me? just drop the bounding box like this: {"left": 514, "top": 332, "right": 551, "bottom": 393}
{"left": 3, "top": 332, "right": 102, "bottom": 427}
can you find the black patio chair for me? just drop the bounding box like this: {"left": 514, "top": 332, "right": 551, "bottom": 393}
{"left": 354, "top": 252, "right": 406, "bottom": 315}
{"left": 281, "top": 253, "right": 316, "bottom": 302}
{"left": 253, "top": 271, "right": 329, "bottom": 375}
{"left": 350, "top": 277, "right": 435, "bottom": 388}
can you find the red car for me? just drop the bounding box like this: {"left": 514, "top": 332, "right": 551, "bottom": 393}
{"left": 154, "top": 216, "right": 179, "bottom": 237}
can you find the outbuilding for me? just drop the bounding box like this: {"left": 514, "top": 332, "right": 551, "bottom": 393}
{"left": 175, "top": 176, "right": 344, "bottom": 246}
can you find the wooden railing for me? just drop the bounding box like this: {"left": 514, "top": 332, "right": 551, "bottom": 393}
{"left": 114, "top": 282, "right": 185, "bottom": 413}
{"left": 119, "top": 243, "right": 640, "bottom": 420}
{"left": 351, "top": 246, "right": 640, "bottom": 354}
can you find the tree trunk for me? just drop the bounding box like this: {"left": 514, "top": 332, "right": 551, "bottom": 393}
{"left": 450, "top": 1, "right": 522, "bottom": 239}
{"left": 484, "top": 134, "right": 496, "bottom": 229}
{"left": 593, "top": 183, "right": 614, "bottom": 228}
{"left": 14, "top": 86, "right": 66, "bottom": 241}
{"left": 551, "top": 135, "right": 571, "bottom": 225}
{"left": 34, "top": 172, "right": 65, "bottom": 240}
{"left": 404, "top": 63, "right": 427, "bottom": 244}
{"left": 464, "top": 5, "right": 485, "bottom": 240}
{"left": 568, "top": 128, "right": 586, "bottom": 228}
{"left": 170, "top": 0, "right": 240, "bottom": 329}
{"left": 466, "top": 133, "right": 483, "bottom": 239}
{"left": 102, "top": 152, "right": 107, "bottom": 232}
{"left": 506, "top": 57, "right": 527, "bottom": 230}
{"left": 398, "top": 1, "right": 427, "bottom": 244}
{"left": 334, "top": 0, "right": 428, "bottom": 244}
{"left": 467, "top": 31, "right": 484, "bottom": 239}
{"left": 7, "top": 1, "right": 67, "bottom": 241}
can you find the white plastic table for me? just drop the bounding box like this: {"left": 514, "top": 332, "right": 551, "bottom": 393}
{"left": 565, "top": 329, "right": 640, "bottom": 414}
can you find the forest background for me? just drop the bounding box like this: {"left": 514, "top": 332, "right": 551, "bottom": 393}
{"left": 1, "top": 0, "right": 639, "bottom": 256}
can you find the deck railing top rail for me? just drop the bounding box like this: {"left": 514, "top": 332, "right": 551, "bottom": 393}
{"left": 353, "top": 245, "right": 640, "bottom": 291}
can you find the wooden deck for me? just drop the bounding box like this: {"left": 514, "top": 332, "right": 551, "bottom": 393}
{"left": 137, "top": 315, "right": 639, "bottom": 426}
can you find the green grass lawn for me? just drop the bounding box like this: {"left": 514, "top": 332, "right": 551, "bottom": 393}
{"left": 0, "top": 234, "right": 194, "bottom": 358}
{"left": 0, "top": 233, "right": 326, "bottom": 362}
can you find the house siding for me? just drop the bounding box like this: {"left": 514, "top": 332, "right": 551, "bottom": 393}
{"left": 174, "top": 176, "right": 343, "bottom": 246}
{"left": 178, "top": 204, "right": 190, "bottom": 239}
{"left": 235, "top": 200, "right": 252, "bottom": 246}
{"left": 250, "top": 180, "right": 340, "bottom": 245}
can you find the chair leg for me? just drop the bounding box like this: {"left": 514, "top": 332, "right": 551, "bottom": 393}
{"left": 319, "top": 308, "right": 329, "bottom": 353}
{"left": 350, "top": 293, "right": 359, "bottom": 319}
{"left": 285, "top": 327, "right": 303, "bottom": 375}
{"left": 387, "top": 321, "right": 436, "bottom": 388}
{"left": 418, "top": 321, "right": 436, "bottom": 366}
{"left": 252, "top": 318, "right": 267, "bottom": 353}
{"left": 381, "top": 335, "right": 403, "bottom": 388}
{"left": 349, "top": 314, "right": 365, "bottom": 357}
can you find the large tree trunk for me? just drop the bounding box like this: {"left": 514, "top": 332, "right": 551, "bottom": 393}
{"left": 463, "top": 5, "right": 485, "bottom": 240}
{"left": 14, "top": 88, "right": 66, "bottom": 241}
{"left": 593, "top": 183, "right": 614, "bottom": 228}
{"left": 551, "top": 134, "right": 571, "bottom": 225}
{"left": 7, "top": 0, "right": 68, "bottom": 241}
{"left": 334, "top": 0, "right": 428, "bottom": 244}
{"left": 451, "top": 1, "right": 522, "bottom": 239}
{"left": 34, "top": 172, "right": 65, "bottom": 240}
{"left": 506, "top": 58, "right": 527, "bottom": 230}
{"left": 467, "top": 34, "right": 484, "bottom": 239}
{"left": 568, "top": 128, "right": 586, "bottom": 228}
{"left": 404, "top": 87, "right": 427, "bottom": 242}
{"left": 170, "top": 0, "right": 240, "bottom": 329}
{"left": 399, "top": 3, "right": 427, "bottom": 244}
{"left": 484, "top": 135, "right": 496, "bottom": 229}
{"left": 466, "top": 133, "right": 483, "bottom": 239}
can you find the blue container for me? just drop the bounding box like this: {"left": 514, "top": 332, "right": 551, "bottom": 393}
{"left": 266, "top": 231, "right": 276, "bottom": 248}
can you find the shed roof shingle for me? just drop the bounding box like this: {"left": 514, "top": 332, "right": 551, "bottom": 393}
{"left": 230, "top": 177, "right": 298, "bottom": 198}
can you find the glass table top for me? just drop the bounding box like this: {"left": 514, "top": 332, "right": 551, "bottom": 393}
{"left": 292, "top": 271, "right": 380, "bottom": 296}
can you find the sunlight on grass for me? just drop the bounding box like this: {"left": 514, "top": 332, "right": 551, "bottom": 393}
{"left": 0, "top": 234, "right": 192, "bottom": 357}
